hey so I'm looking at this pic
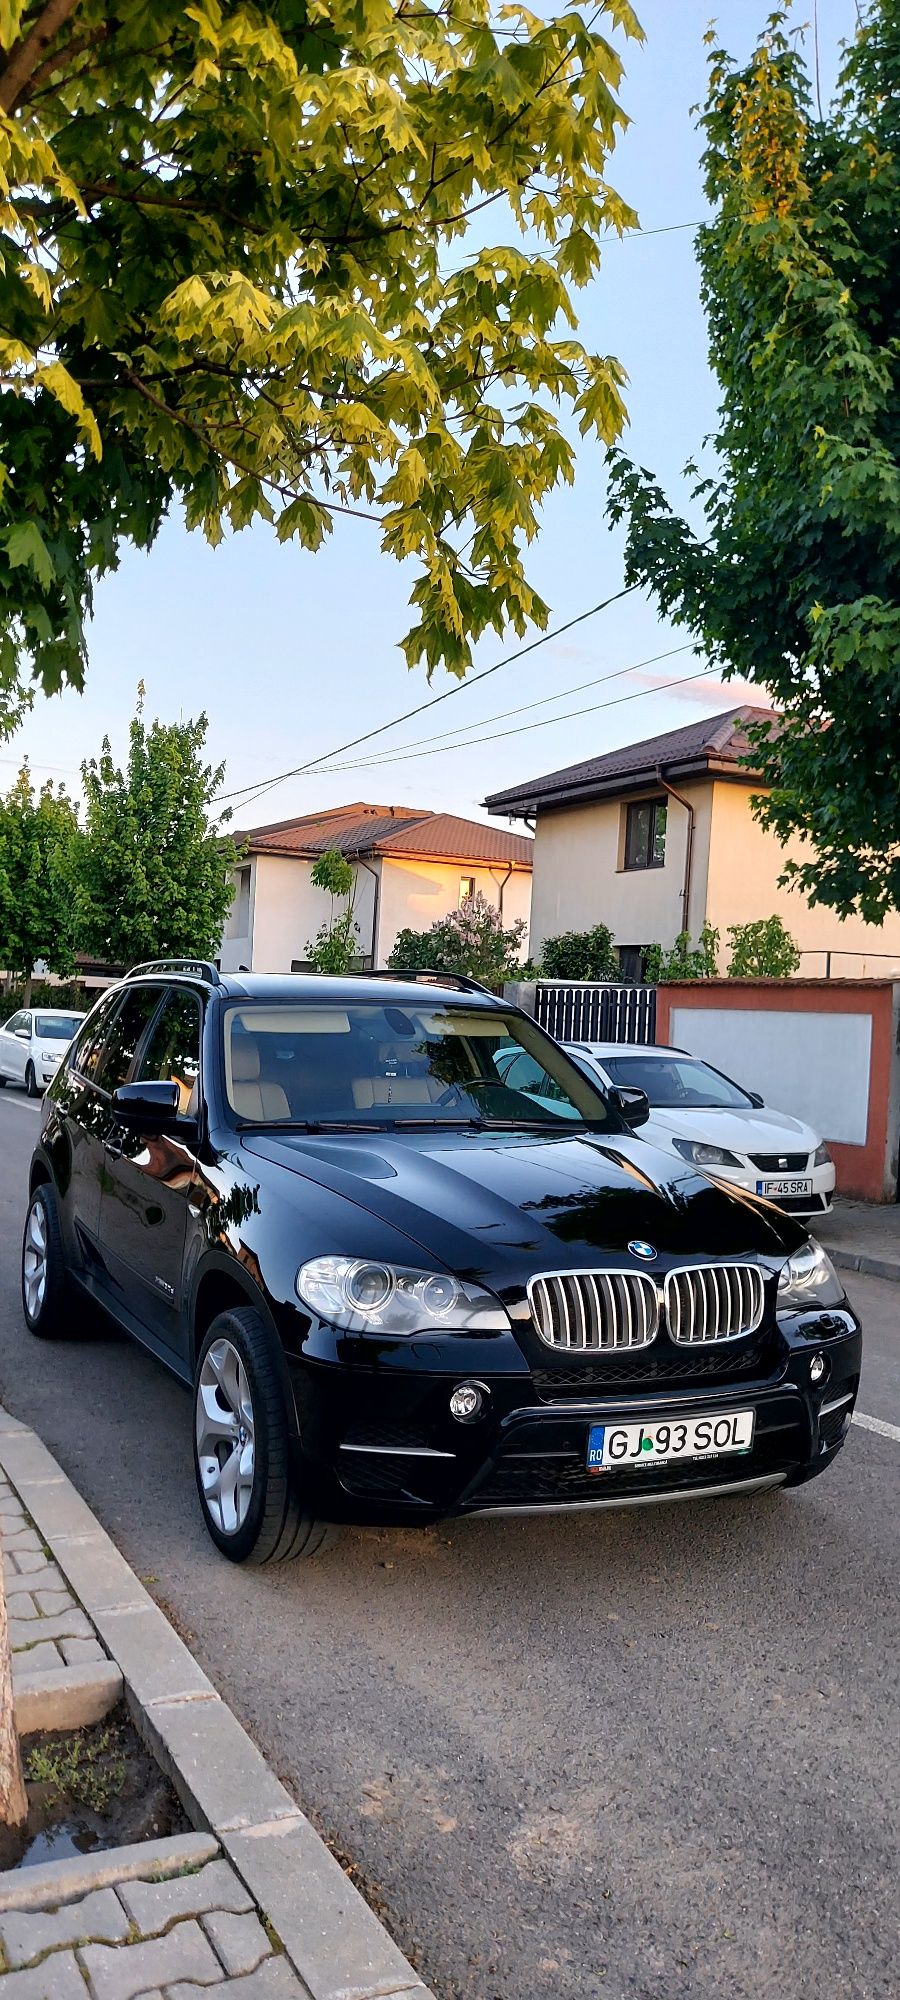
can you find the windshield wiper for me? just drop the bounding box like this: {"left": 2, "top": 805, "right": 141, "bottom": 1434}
{"left": 237, "top": 1119, "right": 396, "bottom": 1133}
{"left": 387, "top": 1116, "right": 485, "bottom": 1130}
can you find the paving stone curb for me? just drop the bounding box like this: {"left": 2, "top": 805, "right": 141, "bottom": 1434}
{"left": 830, "top": 1245, "right": 900, "bottom": 1285}
{"left": 0, "top": 1406, "right": 433, "bottom": 2000}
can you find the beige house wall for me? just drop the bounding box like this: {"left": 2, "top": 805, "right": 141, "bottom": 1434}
{"left": 528, "top": 784, "right": 713, "bottom": 960}
{"left": 705, "top": 783, "right": 900, "bottom": 975}
{"left": 527, "top": 776, "right": 900, "bottom": 975}
{"left": 219, "top": 854, "right": 377, "bottom": 973}
{"left": 220, "top": 852, "right": 532, "bottom": 973}
{"left": 376, "top": 858, "right": 531, "bottom": 967}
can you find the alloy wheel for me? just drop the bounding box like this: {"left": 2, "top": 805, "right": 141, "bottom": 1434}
{"left": 195, "top": 1338, "right": 256, "bottom": 1535}
{"left": 23, "top": 1198, "right": 48, "bottom": 1319}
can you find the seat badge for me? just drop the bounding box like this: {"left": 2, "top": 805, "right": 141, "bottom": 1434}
{"left": 627, "top": 1240, "right": 657, "bottom": 1262}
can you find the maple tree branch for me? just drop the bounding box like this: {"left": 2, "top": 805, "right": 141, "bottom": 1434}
{"left": 0, "top": 0, "right": 83, "bottom": 115}
{"left": 123, "top": 368, "right": 382, "bottom": 525}
{"left": 23, "top": 21, "right": 113, "bottom": 100}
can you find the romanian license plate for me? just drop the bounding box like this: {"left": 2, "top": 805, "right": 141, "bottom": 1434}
{"left": 757, "top": 1177, "right": 813, "bottom": 1198}
{"left": 586, "top": 1409, "right": 755, "bottom": 1474}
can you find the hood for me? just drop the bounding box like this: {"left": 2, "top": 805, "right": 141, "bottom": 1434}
{"left": 239, "top": 1125, "right": 802, "bottom": 1283}
{"left": 645, "top": 1106, "right": 817, "bottom": 1154}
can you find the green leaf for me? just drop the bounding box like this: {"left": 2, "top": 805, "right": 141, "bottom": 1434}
{"left": 1, "top": 521, "right": 54, "bottom": 590}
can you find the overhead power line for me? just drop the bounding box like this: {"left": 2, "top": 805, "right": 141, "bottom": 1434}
{"left": 310, "top": 641, "right": 694, "bottom": 771}
{"left": 310, "top": 657, "right": 718, "bottom": 775}
{"left": 219, "top": 583, "right": 641, "bottom": 809}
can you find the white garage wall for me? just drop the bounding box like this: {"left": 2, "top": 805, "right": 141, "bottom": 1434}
{"left": 668, "top": 1006, "right": 873, "bottom": 1147}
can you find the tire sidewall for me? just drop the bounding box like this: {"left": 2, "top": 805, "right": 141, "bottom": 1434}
{"left": 193, "top": 1308, "right": 288, "bottom": 1563}
{"left": 22, "top": 1182, "right": 66, "bottom": 1336}
{"left": 25, "top": 1063, "right": 38, "bottom": 1098}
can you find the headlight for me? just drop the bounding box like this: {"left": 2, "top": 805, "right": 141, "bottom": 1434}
{"left": 672, "top": 1138, "right": 743, "bottom": 1168}
{"left": 41, "top": 1050, "right": 57, "bottom": 1063}
{"left": 777, "top": 1238, "right": 844, "bottom": 1311}
{"left": 296, "top": 1256, "right": 510, "bottom": 1334}
{"left": 813, "top": 1142, "right": 832, "bottom": 1167}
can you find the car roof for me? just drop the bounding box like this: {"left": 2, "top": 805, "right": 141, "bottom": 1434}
{"left": 123, "top": 970, "right": 508, "bottom": 1010}
{"left": 220, "top": 974, "right": 505, "bottom": 1006}
{"left": 30, "top": 1005, "right": 87, "bottom": 1016}
{"left": 566, "top": 1041, "right": 693, "bottom": 1059}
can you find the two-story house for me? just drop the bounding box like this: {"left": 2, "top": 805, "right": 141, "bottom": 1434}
{"left": 220, "top": 802, "right": 532, "bottom": 972}
{"left": 484, "top": 707, "right": 900, "bottom": 978}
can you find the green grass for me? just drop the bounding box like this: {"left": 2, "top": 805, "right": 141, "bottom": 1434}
{"left": 25, "top": 1725, "right": 126, "bottom": 1815}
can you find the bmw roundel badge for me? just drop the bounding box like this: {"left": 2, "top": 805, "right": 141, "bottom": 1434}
{"left": 628, "top": 1240, "right": 657, "bottom": 1261}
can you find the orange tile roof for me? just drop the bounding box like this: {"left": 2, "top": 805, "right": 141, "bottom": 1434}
{"left": 237, "top": 804, "right": 532, "bottom": 868}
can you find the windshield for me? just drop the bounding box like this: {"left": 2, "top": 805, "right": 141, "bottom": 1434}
{"left": 600, "top": 1053, "right": 754, "bottom": 1111}
{"left": 224, "top": 1001, "right": 619, "bottom": 1131}
{"left": 35, "top": 1014, "right": 84, "bottom": 1041}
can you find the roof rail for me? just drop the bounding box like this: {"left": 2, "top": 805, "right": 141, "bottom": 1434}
{"left": 125, "top": 959, "right": 222, "bottom": 985}
{"left": 361, "top": 968, "right": 500, "bottom": 999}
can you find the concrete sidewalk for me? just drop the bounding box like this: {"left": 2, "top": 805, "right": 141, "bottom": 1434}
{"left": 0, "top": 1407, "right": 432, "bottom": 2000}
{"left": 817, "top": 1198, "right": 900, "bottom": 1283}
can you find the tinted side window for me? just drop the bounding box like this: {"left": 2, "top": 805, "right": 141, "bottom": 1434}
{"left": 95, "top": 987, "right": 164, "bottom": 1093}
{"left": 135, "top": 989, "right": 202, "bottom": 1115}
{"left": 71, "top": 994, "right": 121, "bottom": 1082}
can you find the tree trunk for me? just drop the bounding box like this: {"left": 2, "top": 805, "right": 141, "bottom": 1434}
{"left": 0, "top": 1531, "right": 28, "bottom": 1830}
{"left": 21, "top": 972, "right": 33, "bottom": 1008}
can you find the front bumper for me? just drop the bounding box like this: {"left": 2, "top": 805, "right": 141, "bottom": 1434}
{"left": 286, "top": 1306, "right": 861, "bottom": 1525}
{"left": 706, "top": 1159, "right": 836, "bottom": 1218}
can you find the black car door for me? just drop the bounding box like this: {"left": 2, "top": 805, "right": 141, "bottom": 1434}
{"left": 51, "top": 990, "right": 135, "bottom": 1261}
{"left": 98, "top": 985, "right": 202, "bottom": 1357}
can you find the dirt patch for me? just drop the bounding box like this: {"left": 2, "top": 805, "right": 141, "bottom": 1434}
{"left": 0, "top": 1704, "right": 190, "bottom": 1872}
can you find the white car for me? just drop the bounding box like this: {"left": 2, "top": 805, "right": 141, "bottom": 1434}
{"left": 565, "top": 1041, "right": 836, "bottom": 1220}
{"left": 0, "top": 1006, "right": 86, "bottom": 1097}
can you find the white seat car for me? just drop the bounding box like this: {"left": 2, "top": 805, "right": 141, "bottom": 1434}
{"left": 565, "top": 1041, "right": 836, "bottom": 1219}
{"left": 0, "top": 1006, "right": 86, "bottom": 1097}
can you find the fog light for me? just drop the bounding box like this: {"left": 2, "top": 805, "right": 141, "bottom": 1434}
{"left": 449, "top": 1382, "right": 486, "bottom": 1422}
{"left": 809, "top": 1351, "right": 828, "bottom": 1384}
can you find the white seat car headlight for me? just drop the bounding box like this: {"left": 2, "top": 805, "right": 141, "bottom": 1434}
{"left": 296, "top": 1257, "right": 510, "bottom": 1334}
{"left": 777, "top": 1238, "right": 844, "bottom": 1310}
{"left": 672, "top": 1139, "right": 743, "bottom": 1168}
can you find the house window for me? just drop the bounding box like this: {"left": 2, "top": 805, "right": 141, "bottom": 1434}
{"left": 617, "top": 945, "right": 645, "bottom": 984}
{"left": 623, "top": 798, "right": 667, "bottom": 871}
{"left": 225, "top": 865, "right": 252, "bottom": 940}
{"left": 235, "top": 865, "right": 251, "bottom": 933}
{"left": 459, "top": 875, "right": 476, "bottom": 904}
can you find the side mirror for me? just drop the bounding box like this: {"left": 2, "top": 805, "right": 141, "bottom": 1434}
{"left": 112, "top": 1081, "right": 181, "bottom": 1131}
{"left": 748, "top": 1091, "right": 765, "bottom": 1109}
{"left": 612, "top": 1085, "right": 651, "bottom": 1130}
{"left": 15, "top": 1027, "right": 30, "bottom": 1041}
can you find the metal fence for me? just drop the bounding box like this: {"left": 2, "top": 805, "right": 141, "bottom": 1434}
{"left": 535, "top": 981, "right": 657, "bottom": 1045}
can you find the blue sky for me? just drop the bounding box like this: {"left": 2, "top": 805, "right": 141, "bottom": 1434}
{"left": 6, "top": 0, "right": 857, "bottom": 830}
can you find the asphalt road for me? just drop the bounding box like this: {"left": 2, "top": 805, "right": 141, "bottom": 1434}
{"left": 0, "top": 1087, "right": 897, "bottom": 2000}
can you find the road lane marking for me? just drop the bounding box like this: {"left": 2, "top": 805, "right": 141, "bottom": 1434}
{"left": 853, "top": 1411, "right": 900, "bottom": 1444}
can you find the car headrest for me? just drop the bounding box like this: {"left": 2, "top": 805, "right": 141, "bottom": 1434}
{"left": 231, "top": 1038, "right": 261, "bottom": 1082}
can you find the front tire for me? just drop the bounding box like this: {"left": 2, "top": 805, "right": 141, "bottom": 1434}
{"left": 25, "top": 1062, "right": 39, "bottom": 1098}
{"left": 22, "top": 1183, "right": 73, "bottom": 1338}
{"left": 193, "top": 1307, "right": 334, "bottom": 1565}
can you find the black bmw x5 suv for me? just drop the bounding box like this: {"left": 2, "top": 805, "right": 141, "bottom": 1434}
{"left": 23, "top": 960, "right": 861, "bottom": 1563}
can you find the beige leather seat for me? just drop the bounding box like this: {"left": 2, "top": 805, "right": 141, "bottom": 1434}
{"left": 230, "top": 1040, "right": 290, "bottom": 1121}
